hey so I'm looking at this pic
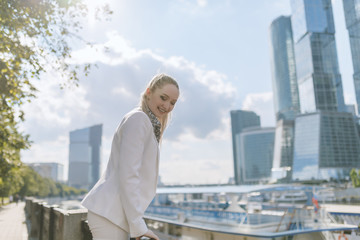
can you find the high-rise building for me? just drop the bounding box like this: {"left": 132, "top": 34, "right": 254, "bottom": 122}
{"left": 269, "top": 16, "right": 300, "bottom": 121}
{"left": 266, "top": 0, "right": 360, "bottom": 182}
{"left": 283, "top": 0, "right": 360, "bottom": 181}
{"left": 271, "top": 120, "right": 295, "bottom": 181}
{"left": 293, "top": 111, "right": 360, "bottom": 180}
{"left": 230, "top": 110, "right": 260, "bottom": 185}
{"left": 68, "top": 124, "right": 102, "bottom": 190}
{"left": 236, "top": 127, "right": 275, "bottom": 184}
{"left": 28, "top": 162, "right": 64, "bottom": 182}
{"left": 343, "top": 0, "right": 360, "bottom": 114}
{"left": 269, "top": 16, "right": 300, "bottom": 182}
{"left": 346, "top": 104, "right": 357, "bottom": 116}
{"left": 291, "top": 0, "right": 345, "bottom": 113}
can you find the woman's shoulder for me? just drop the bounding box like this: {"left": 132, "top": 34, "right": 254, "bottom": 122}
{"left": 122, "top": 108, "right": 152, "bottom": 127}
{"left": 125, "top": 108, "right": 148, "bottom": 120}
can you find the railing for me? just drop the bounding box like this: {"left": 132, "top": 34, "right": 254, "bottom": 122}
{"left": 25, "top": 198, "right": 92, "bottom": 240}
{"left": 145, "top": 205, "right": 247, "bottom": 224}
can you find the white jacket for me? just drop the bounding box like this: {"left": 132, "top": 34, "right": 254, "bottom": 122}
{"left": 81, "top": 109, "right": 159, "bottom": 237}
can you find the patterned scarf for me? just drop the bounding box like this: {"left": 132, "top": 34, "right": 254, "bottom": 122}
{"left": 143, "top": 105, "right": 161, "bottom": 142}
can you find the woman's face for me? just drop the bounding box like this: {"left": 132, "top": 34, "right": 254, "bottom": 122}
{"left": 146, "top": 83, "right": 179, "bottom": 119}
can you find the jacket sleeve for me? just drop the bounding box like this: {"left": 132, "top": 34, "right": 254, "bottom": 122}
{"left": 115, "top": 112, "right": 150, "bottom": 237}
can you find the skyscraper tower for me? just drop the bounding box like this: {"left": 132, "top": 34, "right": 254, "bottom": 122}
{"left": 291, "top": 0, "right": 345, "bottom": 113}
{"left": 289, "top": 0, "right": 360, "bottom": 180}
{"left": 269, "top": 16, "right": 300, "bottom": 121}
{"left": 230, "top": 110, "right": 260, "bottom": 185}
{"left": 343, "top": 0, "right": 360, "bottom": 114}
{"left": 68, "top": 124, "right": 102, "bottom": 190}
{"left": 269, "top": 16, "right": 300, "bottom": 181}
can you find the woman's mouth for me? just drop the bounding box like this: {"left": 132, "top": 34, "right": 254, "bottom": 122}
{"left": 158, "top": 107, "right": 166, "bottom": 113}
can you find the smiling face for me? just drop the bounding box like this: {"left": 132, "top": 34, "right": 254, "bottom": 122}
{"left": 146, "top": 83, "right": 180, "bottom": 119}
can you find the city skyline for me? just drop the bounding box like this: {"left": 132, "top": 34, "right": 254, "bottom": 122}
{"left": 20, "top": 0, "right": 357, "bottom": 185}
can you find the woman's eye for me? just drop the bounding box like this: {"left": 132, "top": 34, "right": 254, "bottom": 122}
{"left": 160, "top": 96, "right": 166, "bottom": 100}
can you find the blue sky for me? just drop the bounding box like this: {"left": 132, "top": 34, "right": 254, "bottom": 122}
{"left": 21, "top": 0, "right": 356, "bottom": 184}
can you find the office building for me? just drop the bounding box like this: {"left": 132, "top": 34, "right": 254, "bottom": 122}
{"left": 236, "top": 127, "right": 275, "bottom": 184}
{"left": 28, "top": 162, "right": 64, "bottom": 182}
{"left": 271, "top": 120, "right": 295, "bottom": 181}
{"left": 230, "top": 110, "right": 261, "bottom": 185}
{"left": 291, "top": 0, "right": 345, "bottom": 113}
{"left": 269, "top": 16, "right": 299, "bottom": 182}
{"left": 269, "top": 16, "right": 300, "bottom": 121}
{"left": 279, "top": 0, "right": 360, "bottom": 181}
{"left": 343, "top": 0, "right": 360, "bottom": 114}
{"left": 293, "top": 111, "right": 360, "bottom": 180}
{"left": 68, "top": 124, "right": 102, "bottom": 190}
{"left": 267, "top": 0, "right": 360, "bottom": 182}
{"left": 346, "top": 104, "right": 357, "bottom": 116}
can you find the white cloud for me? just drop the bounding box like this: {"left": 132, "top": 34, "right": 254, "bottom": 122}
{"left": 111, "top": 87, "right": 137, "bottom": 99}
{"left": 22, "top": 31, "right": 236, "bottom": 184}
{"left": 242, "top": 92, "right": 275, "bottom": 127}
{"left": 21, "top": 135, "right": 69, "bottom": 180}
{"left": 20, "top": 71, "right": 90, "bottom": 141}
{"left": 197, "top": 0, "right": 207, "bottom": 7}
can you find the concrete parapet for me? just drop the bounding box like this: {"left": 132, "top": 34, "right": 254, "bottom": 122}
{"left": 25, "top": 198, "right": 91, "bottom": 240}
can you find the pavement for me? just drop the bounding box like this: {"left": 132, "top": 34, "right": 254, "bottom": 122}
{"left": 0, "top": 202, "right": 28, "bottom": 240}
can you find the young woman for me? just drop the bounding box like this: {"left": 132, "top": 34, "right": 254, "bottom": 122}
{"left": 82, "top": 73, "right": 180, "bottom": 240}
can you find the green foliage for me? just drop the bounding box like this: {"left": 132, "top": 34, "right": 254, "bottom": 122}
{"left": 0, "top": 0, "right": 111, "bottom": 196}
{"left": 17, "top": 165, "right": 85, "bottom": 198}
{"left": 0, "top": 166, "right": 23, "bottom": 198}
{"left": 18, "top": 165, "right": 40, "bottom": 197}
{"left": 1, "top": 1, "right": 88, "bottom": 174}
{"left": 350, "top": 168, "right": 360, "bottom": 188}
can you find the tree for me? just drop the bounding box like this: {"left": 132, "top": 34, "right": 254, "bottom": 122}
{"left": 350, "top": 168, "right": 360, "bottom": 188}
{"left": 0, "top": 0, "right": 111, "bottom": 191}
{"left": 0, "top": 166, "right": 23, "bottom": 203}
{"left": 17, "top": 165, "right": 84, "bottom": 199}
{"left": 18, "top": 165, "right": 40, "bottom": 197}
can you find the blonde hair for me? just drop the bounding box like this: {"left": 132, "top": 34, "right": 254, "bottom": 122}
{"left": 140, "top": 73, "right": 179, "bottom": 140}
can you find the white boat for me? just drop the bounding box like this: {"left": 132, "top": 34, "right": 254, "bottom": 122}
{"left": 275, "top": 191, "right": 308, "bottom": 203}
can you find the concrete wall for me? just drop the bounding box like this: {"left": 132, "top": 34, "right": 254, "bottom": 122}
{"left": 25, "top": 198, "right": 325, "bottom": 240}
{"left": 25, "top": 198, "right": 91, "bottom": 240}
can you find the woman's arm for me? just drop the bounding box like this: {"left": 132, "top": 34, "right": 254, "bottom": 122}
{"left": 114, "top": 112, "right": 151, "bottom": 237}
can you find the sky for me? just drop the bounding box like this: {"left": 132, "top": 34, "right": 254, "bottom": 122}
{"left": 20, "top": 0, "right": 356, "bottom": 185}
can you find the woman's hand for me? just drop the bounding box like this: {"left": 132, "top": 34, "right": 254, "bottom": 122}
{"left": 135, "top": 229, "right": 159, "bottom": 240}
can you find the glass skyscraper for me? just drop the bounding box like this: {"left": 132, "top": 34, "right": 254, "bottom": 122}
{"left": 68, "top": 124, "right": 102, "bottom": 190}
{"left": 343, "top": 0, "right": 360, "bottom": 114}
{"left": 271, "top": 120, "right": 295, "bottom": 181}
{"left": 265, "top": 0, "right": 360, "bottom": 182}
{"left": 230, "top": 110, "right": 260, "bottom": 185}
{"left": 293, "top": 111, "right": 360, "bottom": 180}
{"left": 236, "top": 127, "right": 275, "bottom": 184}
{"left": 291, "top": 0, "right": 345, "bottom": 113}
{"left": 269, "top": 16, "right": 300, "bottom": 121}
{"left": 269, "top": 16, "right": 299, "bottom": 182}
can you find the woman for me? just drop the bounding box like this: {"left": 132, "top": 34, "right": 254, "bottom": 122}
{"left": 82, "top": 73, "right": 180, "bottom": 240}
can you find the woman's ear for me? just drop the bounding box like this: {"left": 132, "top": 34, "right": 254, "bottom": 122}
{"left": 146, "top": 88, "right": 151, "bottom": 95}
